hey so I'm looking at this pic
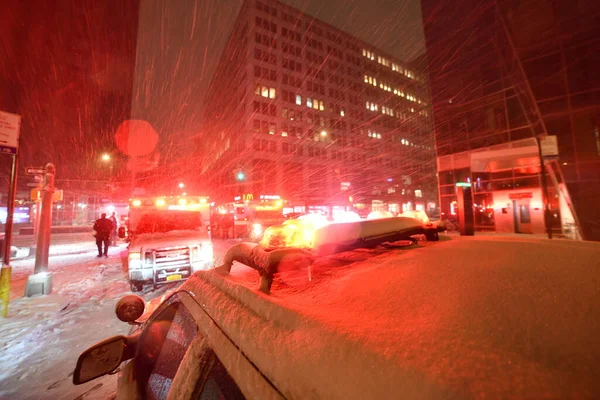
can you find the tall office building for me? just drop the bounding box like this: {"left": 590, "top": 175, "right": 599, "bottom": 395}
{"left": 198, "top": 0, "right": 437, "bottom": 216}
{"left": 421, "top": 0, "right": 600, "bottom": 240}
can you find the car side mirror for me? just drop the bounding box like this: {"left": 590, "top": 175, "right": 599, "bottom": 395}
{"left": 118, "top": 226, "right": 126, "bottom": 239}
{"left": 73, "top": 336, "right": 131, "bottom": 384}
{"left": 115, "top": 295, "right": 145, "bottom": 323}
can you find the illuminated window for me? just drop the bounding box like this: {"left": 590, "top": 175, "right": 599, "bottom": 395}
{"left": 307, "top": 97, "right": 313, "bottom": 108}
{"left": 415, "top": 190, "right": 423, "bottom": 198}
{"left": 340, "top": 108, "right": 345, "bottom": 117}
{"left": 256, "top": 84, "right": 276, "bottom": 99}
{"left": 295, "top": 94, "right": 302, "bottom": 105}
{"left": 367, "top": 130, "right": 381, "bottom": 139}
{"left": 362, "top": 49, "right": 375, "bottom": 60}
{"left": 269, "top": 123, "right": 276, "bottom": 135}
{"left": 381, "top": 106, "right": 393, "bottom": 116}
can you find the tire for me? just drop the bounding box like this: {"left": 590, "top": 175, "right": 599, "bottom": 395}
{"left": 130, "top": 281, "right": 143, "bottom": 292}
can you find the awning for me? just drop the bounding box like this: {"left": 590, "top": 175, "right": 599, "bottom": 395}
{"left": 470, "top": 143, "right": 540, "bottom": 172}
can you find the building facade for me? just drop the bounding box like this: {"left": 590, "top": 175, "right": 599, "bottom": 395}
{"left": 421, "top": 0, "right": 600, "bottom": 240}
{"left": 197, "top": 0, "right": 437, "bottom": 217}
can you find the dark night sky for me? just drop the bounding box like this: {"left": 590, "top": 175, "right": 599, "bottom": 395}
{"left": 0, "top": 0, "right": 425, "bottom": 186}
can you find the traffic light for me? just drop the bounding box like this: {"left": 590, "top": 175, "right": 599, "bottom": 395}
{"left": 236, "top": 171, "right": 246, "bottom": 181}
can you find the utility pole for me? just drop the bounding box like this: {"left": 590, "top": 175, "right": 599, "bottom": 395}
{"left": 29, "top": 179, "right": 43, "bottom": 256}
{"left": 25, "top": 163, "right": 55, "bottom": 297}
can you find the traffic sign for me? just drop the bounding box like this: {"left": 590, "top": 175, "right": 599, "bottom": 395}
{"left": 0, "top": 110, "right": 21, "bottom": 154}
{"left": 541, "top": 135, "right": 559, "bottom": 158}
{"left": 30, "top": 189, "right": 63, "bottom": 202}
{"left": 26, "top": 167, "right": 46, "bottom": 175}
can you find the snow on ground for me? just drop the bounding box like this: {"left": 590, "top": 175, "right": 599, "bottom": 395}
{"left": 0, "top": 237, "right": 235, "bottom": 400}
{"left": 0, "top": 246, "right": 133, "bottom": 400}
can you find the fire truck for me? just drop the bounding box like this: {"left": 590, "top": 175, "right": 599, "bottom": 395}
{"left": 227, "top": 194, "right": 286, "bottom": 241}
{"left": 120, "top": 196, "right": 214, "bottom": 292}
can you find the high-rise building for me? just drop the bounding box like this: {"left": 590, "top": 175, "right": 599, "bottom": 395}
{"left": 421, "top": 0, "right": 600, "bottom": 240}
{"left": 198, "top": 0, "right": 437, "bottom": 217}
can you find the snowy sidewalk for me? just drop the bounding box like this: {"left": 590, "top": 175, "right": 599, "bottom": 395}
{"left": 0, "top": 238, "right": 235, "bottom": 400}
{"left": 0, "top": 246, "right": 133, "bottom": 400}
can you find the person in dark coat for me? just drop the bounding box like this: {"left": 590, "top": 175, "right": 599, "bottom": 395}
{"left": 109, "top": 212, "right": 119, "bottom": 246}
{"left": 93, "top": 213, "right": 113, "bottom": 258}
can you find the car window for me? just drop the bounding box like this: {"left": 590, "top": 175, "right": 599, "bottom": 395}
{"left": 135, "top": 297, "right": 199, "bottom": 400}
{"left": 195, "top": 351, "right": 246, "bottom": 400}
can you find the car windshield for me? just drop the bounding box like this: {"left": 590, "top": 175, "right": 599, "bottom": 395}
{"left": 134, "top": 211, "right": 202, "bottom": 234}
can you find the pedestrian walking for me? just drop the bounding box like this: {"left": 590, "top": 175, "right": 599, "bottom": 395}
{"left": 93, "top": 213, "right": 113, "bottom": 258}
{"left": 109, "top": 212, "right": 119, "bottom": 246}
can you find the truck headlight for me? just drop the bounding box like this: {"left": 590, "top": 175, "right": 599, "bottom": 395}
{"left": 200, "top": 243, "right": 213, "bottom": 260}
{"left": 143, "top": 251, "right": 153, "bottom": 267}
{"left": 252, "top": 223, "right": 263, "bottom": 237}
{"left": 192, "top": 243, "right": 213, "bottom": 261}
{"left": 128, "top": 252, "right": 142, "bottom": 270}
{"left": 191, "top": 245, "right": 199, "bottom": 261}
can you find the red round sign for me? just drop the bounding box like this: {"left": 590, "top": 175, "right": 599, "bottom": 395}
{"left": 114, "top": 120, "right": 159, "bottom": 157}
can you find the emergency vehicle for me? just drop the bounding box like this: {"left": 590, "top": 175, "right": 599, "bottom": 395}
{"left": 120, "top": 196, "right": 214, "bottom": 292}
{"left": 230, "top": 193, "right": 287, "bottom": 240}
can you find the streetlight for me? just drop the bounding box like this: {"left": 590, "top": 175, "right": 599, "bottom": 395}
{"left": 178, "top": 182, "right": 185, "bottom": 189}
{"left": 101, "top": 153, "right": 114, "bottom": 183}
{"left": 320, "top": 130, "right": 327, "bottom": 137}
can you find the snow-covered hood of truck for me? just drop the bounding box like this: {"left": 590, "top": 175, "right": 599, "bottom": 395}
{"left": 128, "top": 230, "right": 210, "bottom": 252}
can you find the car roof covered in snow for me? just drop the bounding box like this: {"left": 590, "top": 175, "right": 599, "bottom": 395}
{"left": 181, "top": 237, "right": 600, "bottom": 399}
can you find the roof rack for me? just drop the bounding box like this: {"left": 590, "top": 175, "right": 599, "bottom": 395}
{"left": 215, "top": 217, "right": 440, "bottom": 294}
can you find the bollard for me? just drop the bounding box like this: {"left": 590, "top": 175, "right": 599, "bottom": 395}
{"left": 0, "top": 266, "right": 11, "bottom": 318}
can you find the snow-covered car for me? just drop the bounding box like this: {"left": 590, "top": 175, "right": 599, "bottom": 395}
{"left": 73, "top": 230, "right": 600, "bottom": 399}
{"left": 123, "top": 197, "right": 214, "bottom": 292}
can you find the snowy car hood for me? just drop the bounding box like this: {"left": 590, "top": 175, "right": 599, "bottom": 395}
{"left": 128, "top": 230, "right": 210, "bottom": 252}
{"left": 179, "top": 237, "right": 600, "bottom": 400}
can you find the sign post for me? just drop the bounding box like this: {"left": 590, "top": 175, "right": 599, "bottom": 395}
{"left": 0, "top": 110, "right": 21, "bottom": 318}
{"left": 26, "top": 168, "right": 45, "bottom": 256}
